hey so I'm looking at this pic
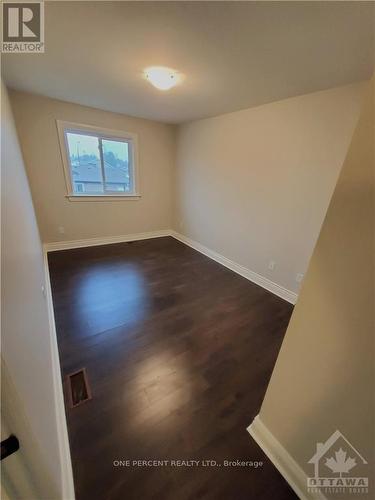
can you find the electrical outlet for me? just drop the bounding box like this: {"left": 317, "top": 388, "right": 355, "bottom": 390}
{"left": 58, "top": 226, "right": 65, "bottom": 234}
{"left": 296, "top": 273, "right": 304, "bottom": 283}
{"left": 268, "top": 260, "right": 276, "bottom": 271}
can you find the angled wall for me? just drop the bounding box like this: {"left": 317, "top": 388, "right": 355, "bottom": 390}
{"left": 255, "top": 77, "right": 374, "bottom": 497}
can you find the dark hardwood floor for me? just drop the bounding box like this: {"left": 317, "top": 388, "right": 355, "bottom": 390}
{"left": 48, "top": 236, "right": 296, "bottom": 500}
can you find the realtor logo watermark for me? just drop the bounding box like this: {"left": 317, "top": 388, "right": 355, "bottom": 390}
{"left": 2, "top": 2, "right": 44, "bottom": 53}
{"left": 307, "top": 430, "right": 368, "bottom": 495}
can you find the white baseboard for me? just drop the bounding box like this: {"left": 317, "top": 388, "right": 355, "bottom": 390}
{"left": 248, "top": 416, "right": 327, "bottom": 500}
{"left": 43, "top": 251, "right": 75, "bottom": 499}
{"left": 44, "top": 229, "right": 170, "bottom": 252}
{"left": 44, "top": 228, "right": 297, "bottom": 304}
{"left": 42, "top": 229, "right": 297, "bottom": 498}
{"left": 170, "top": 231, "right": 297, "bottom": 304}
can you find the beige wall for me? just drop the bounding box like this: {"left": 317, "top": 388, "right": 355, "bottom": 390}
{"left": 174, "top": 84, "right": 364, "bottom": 294}
{"left": 4, "top": 70, "right": 373, "bottom": 498}
{"left": 1, "top": 83, "right": 64, "bottom": 497}
{"left": 9, "top": 90, "right": 175, "bottom": 243}
{"left": 8, "top": 84, "right": 368, "bottom": 295}
{"left": 258, "top": 78, "right": 374, "bottom": 493}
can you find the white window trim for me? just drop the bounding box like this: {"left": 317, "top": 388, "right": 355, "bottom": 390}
{"left": 56, "top": 120, "right": 141, "bottom": 201}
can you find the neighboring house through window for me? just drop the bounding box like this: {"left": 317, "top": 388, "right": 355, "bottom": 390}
{"left": 57, "top": 121, "right": 139, "bottom": 198}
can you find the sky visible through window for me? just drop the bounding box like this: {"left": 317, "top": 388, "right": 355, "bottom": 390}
{"left": 66, "top": 131, "right": 131, "bottom": 194}
{"left": 67, "top": 132, "right": 129, "bottom": 161}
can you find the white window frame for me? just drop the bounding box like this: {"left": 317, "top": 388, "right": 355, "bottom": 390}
{"left": 56, "top": 120, "right": 140, "bottom": 201}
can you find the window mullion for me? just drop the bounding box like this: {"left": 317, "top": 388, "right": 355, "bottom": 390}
{"left": 98, "top": 137, "right": 107, "bottom": 192}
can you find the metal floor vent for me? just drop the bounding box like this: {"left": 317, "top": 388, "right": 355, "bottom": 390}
{"left": 67, "top": 368, "right": 92, "bottom": 408}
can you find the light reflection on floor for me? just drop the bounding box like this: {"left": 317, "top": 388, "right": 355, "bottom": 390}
{"left": 124, "top": 350, "right": 195, "bottom": 432}
{"left": 75, "top": 263, "right": 149, "bottom": 335}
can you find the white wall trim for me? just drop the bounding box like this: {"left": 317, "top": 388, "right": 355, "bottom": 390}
{"left": 56, "top": 120, "right": 140, "bottom": 199}
{"left": 248, "top": 415, "right": 327, "bottom": 500}
{"left": 44, "top": 229, "right": 171, "bottom": 252}
{"left": 44, "top": 229, "right": 297, "bottom": 304}
{"left": 171, "top": 231, "right": 297, "bottom": 304}
{"left": 42, "top": 229, "right": 299, "bottom": 498}
{"left": 43, "top": 251, "right": 75, "bottom": 500}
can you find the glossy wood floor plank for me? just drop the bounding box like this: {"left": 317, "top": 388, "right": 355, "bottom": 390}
{"left": 48, "top": 237, "right": 296, "bottom": 500}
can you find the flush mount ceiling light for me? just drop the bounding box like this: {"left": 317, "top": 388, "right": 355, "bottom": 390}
{"left": 144, "top": 66, "right": 181, "bottom": 91}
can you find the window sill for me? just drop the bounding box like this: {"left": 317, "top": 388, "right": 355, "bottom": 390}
{"left": 66, "top": 194, "right": 141, "bottom": 202}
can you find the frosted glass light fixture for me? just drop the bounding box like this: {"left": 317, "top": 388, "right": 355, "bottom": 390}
{"left": 144, "top": 66, "right": 181, "bottom": 91}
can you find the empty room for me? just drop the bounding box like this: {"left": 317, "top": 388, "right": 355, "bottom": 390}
{"left": 1, "top": 1, "right": 374, "bottom": 500}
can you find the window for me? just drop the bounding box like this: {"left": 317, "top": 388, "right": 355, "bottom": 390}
{"left": 57, "top": 121, "right": 139, "bottom": 199}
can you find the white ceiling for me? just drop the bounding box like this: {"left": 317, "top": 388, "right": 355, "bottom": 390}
{"left": 2, "top": 1, "right": 374, "bottom": 124}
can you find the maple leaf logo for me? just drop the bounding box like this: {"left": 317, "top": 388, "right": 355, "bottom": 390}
{"left": 325, "top": 448, "right": 357, "bottom": 477}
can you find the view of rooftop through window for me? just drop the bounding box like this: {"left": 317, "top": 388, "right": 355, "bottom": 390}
{"left": 66, "top": 131, "right": 132, "bottom": 194}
